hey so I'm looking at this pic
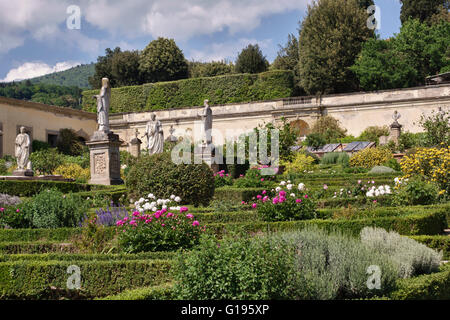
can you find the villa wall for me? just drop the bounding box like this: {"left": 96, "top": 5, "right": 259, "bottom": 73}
{"left": 108, "top": 84, "right": 450, "bottom": 152}
{"left": 0, "top": 97, "right": 97, "bottom": 157}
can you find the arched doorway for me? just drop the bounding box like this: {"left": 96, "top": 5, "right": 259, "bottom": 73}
{"left": 290, "top": 119, "right": 310, "bottom": 138}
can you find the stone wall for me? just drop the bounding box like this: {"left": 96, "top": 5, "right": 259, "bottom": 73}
{"left": 110, "top": 84, "right": 450, "bottom": 152}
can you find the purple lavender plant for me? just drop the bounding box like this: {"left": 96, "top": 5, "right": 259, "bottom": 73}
{"left": 80, "top": 202, "right": 130, "bottom": 227}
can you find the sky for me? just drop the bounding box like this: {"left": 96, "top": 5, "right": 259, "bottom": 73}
{"left": 0, "top": 0, "right": 402, "bottom": 82}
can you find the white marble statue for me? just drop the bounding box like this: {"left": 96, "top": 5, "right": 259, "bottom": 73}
{"left": 200, "top": 99, "right": 212, "bottom": 145}
{"left": 93, "top": 77, "right": 111, "bottom": 132}
{"left": 15, "top": 126, "right": 31, "bottom": 170}
{"left": 144, "top": 113, "right": 164, "bottom": 154}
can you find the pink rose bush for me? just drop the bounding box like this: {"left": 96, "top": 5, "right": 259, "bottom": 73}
{"left": 214, "top": 170, "right": 233, "bottom": 187}
{"left": 117, "top": 194, "right": 205, "bottom": 253}
{"left": 247, "top": 182, "right": 316, "bottom": 222}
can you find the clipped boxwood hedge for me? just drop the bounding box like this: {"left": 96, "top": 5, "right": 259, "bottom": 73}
{"left": 390, "top": 264, "right": 450, "bottom": 300}
{"left": 0, "top": 180, "right": 114, "bottom": 197}
{"left": 82, "top": 70, "right": 294, "bottom": 113}
{"left": 0, "top": 241, "right": 76, "bottom": 254}
{"left": 0, "top": 252, "right": 176, "bottom": 262}
{"left": 0, "top": 259, "right": 172, "bottom": 299}
{"left": 206, "top": 210, "right": 447, "bottom": 237}
{"left": 97, "top": 282, "right": 174, "bottom": 300}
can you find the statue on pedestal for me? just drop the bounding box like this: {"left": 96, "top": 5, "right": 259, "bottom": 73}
{"left": 144, "top": 113, "right": 164, "bottom": 154}
{"left": 14, "top": 126, "right": 33, "bottom": 176}
{"left": 93, "top": 78, "right": 111, "bottom": 132}
{"left": 200, "top": 99, "right": 212, "bottom": 146}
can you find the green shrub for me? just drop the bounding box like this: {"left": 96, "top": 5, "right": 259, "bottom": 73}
{"left": 20, "top": 189, "right": 89, "bottom": 229}
{"left": 392, "top": 177, "right": 439, "bottom": 206}
{"left": 305, "top": 133, "right": 326, "bottom": 150}
{"left": 56, "top": 128, "right": 84, "bottom": 156}
{"left": 98, "top": 283, "right": 175, "bottom": 300}
{"left": 213, "top": 170, "right": 233, "bottom": 188}
{"left": 173, "top": 228, "right": 399, "bottom": 300}
{"left": 350, "top": 147, "right": 393, "bottom": 168}
{"left": 126, "top": 152, "right": 214, "bottom": 206}
{"left": 320, "top": 152, "right": 349, "bottom": 165}
{"left": 0, "top": 159, "right": 7, "bottom": 175}
{"left": 358, "top": 126, "right": 389, "bottom": 144}
{"left": 30, "top": 148, "right": 64, "bottom": 175}
{"left": 409, "top": 235, "right": 450, "bottom": 260}
{"left": 172, "top": 234, "right": 299, "bottom": 299}
{"left": 336, "top": 152, "right": 350, "bottom": 167}
{"left": 360, "top": 227, "right": 442, "bottom": 278}
{"left": 82, "top": 70, "right": 294, "bottom": 113}
{"left": 383, "top": 158, "right": 402, "bottom": 172}
{"left": 31, "top": 140, "right": 51, "bottom": 152}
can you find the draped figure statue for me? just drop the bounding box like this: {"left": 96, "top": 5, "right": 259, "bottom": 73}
{"left": 144, "top": 113, "right": 164, "bottom": 154}
{"left": 15, "top": 126, "right": 31, "bottom": 170}
{"left": 93, "top": 78, "right": 111, "bottom": 132}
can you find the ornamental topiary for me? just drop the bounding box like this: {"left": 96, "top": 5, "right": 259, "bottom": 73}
{"left": 126, "top": 152, "right": 215, "bottom": 207}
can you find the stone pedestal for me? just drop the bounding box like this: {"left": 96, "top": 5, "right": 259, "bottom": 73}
{"left": 388, "top": 122, "right": 402, "bottom": 146}
{"left": 194, "top": 143, "right": 219, "bottom": 173}
{"left": 129, "top": 136, "right": 141, "bottom": 158}
{"left": 11, "top": 169, "right": 34, "bottom": 177}
{"left": 86, "top": 130, "right": 123, "bottom": 185}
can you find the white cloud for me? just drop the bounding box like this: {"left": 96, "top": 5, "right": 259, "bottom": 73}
{"left": 189, "top": 38, "right": 273, "bottom": 62}
{"left": 1, "top": 61, "right": 81, "bottom": 82}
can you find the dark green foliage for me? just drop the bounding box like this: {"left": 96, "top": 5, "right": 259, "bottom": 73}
{"left": 383, "top": 159, "right": 402, "bottom": 172}
{"left": 98, "top": 283, "right": 175, "bottom": 300}
{"left": 20, "top": 189, "right": 89, "bottom": 229}
{"left": 82, "top": 70, "right": 294, "bottom": 113}
{"left": 88, "top": 47, "right": 120, "bottom": 89}
{"left": 353, "top": 19, "right": 450, "bottom": 90}
{"left": 235, "top": 44, "right": 269, "bottom": 74}
{"left": 400, "top": 0, "right": 449, "bottom": 24}
{"left": 398, "top": 132, "right": 427, "bottom": 151}
{"left": 305, "top": 133, "right": 326, "bottom": 150}
{"left": 392, "top": 177, "right": 440, "bottom": 206}
{"left": 139, "top": 37, "right": 189, "bottom": 83}
{"left": 0, "top": 82, "right": 82, "bottom": 109}
{"left": 320, "top": 152, "right": 349, "bottom": 165}
{"left": 27, "top": 63, "right": 95, "bottom": 89}
{"left": 31, "top": 140, "right": 51, "bottom": 152}
{"left": 188, "top": 60, "right": 234, "bottom": 78}
{"left": 56, "top": 128, "right": 84, "bottom": 156}
{"left": 172, "top": 234, "right": 299, "bottom": 299}
{"left": 126, "top": 152, "right": 215, "bottom": 206}
{"left": 0, "top": 159, "right": 7, "bottom": 175}
{"left": 0, "top": 259, "right": 171, "bottom": 299}
{"left": 409, "top": 235, "right": 450, "bottom": 260}
{"left": 310, "top": 116, "right": 347, "bottom": 143}
{"left": 298, "top": 0, "right": 374, "bottom": 94}
{"left": 110, "top": 50, "right": 142, "bottom": 87}
{"left": 359, "top": 126, "right": 390, "bottom": 144}
{"left": 30, "top": 148, "right": 64, "bottom": 175}
{"left": 0, "top": 180, "right": 97, "bottom": 197}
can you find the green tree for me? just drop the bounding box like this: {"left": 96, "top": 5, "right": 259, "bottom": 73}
{"left": 418, "top": 108, "right": 450, "bottom": 147}
{"left": 400, "top": 0, "right": 449, "bottom": 24}
{"left": 88, "top": 47, "right": 121, "bottom": 89}
{"left": 235, "top": 44, "right": 269, "bottom": 74}
{"left": 298, "top": 0, "right": 374, "bottom": 95}
{"left": 111, "top": 50, "right": 142, "bottom": 87}
{"left": 272, "top": 34, "right": 299, "bottom": 73}
{"left": 311, "top": 115, "right": 347, "bottom": 143}
{"left": 352, "top": 19, "right": 450, "bottom": 90}
{"left": 139, "top": 37, "right": 189, "bottom": 83}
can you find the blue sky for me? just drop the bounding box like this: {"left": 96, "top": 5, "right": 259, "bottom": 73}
{"left": 0, "top": 0, "right": 402, "bottom": 82}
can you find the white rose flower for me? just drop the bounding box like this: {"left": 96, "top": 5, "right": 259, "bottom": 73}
{"left": 280, "top": 181, "right": 286, "bottom": 186}
{"left": 174, "top": 196, "right": 181, "bottom": 203}
{"left": 290, "top": 193, "right": 296, "bottom": 197}
{"left": 148, "top": 193, "right": 154, "bottom": 199}
{"left": 287, "top": 184, "right": 293, "bottom": 190}
{"left": 152, "top": 207, "right": 157, "bottom": 212}
{"left": 298, "top": 183, "right": 305, "bottom": 191}
{"left": 275, "top": 187, "right": 281, "bottom": 192}
{"left": 170, "top": 195, "right": 176, "bottom": 200}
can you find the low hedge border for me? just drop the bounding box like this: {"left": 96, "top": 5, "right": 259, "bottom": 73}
{"left": 408, "top": 235, "right": 450, "bottom": 260}
{"left": 0, "top": 252, "right": 176, "bottom": 262}
{"left": 206, "top": 210, "right": 447, "bottom": 237}
{"left": 389, "top": 264, "right": 450, "bottom": 300}
{"left": 0, "top": 207, "right": 446, "bottom": 243}
{"left": 0, "top": 241, "right": 76, "bottom": 254}
{"left": 0, "top": 259, "right": 172, "bottom": 299}
{"left": 97, "top": 282, "right": 175, "bottom": 300}
{"left": 0, "top": 180, "right": 112, "bottom": 197}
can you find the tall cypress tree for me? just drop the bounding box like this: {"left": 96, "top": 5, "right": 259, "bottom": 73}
{"left": 400, "top": 0, "right": 449, "bottom": 24}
